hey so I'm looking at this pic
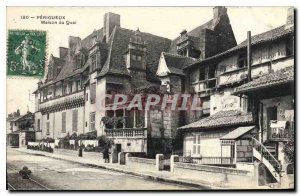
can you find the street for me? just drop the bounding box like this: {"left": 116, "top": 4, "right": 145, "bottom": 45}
{"left": 7, "top": 149, "right": 190, "bottom": 190}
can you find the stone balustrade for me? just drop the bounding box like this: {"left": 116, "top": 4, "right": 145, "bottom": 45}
{"left": 104, "top": 128, "right": 147, "bottom": 138}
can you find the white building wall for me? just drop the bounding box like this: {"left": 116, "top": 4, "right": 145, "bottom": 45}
{"left": 40, "top": 106, "right": 84, "bottom": 139}
{"left": 113, "top": 138, "right": 147, "bottom": 153}
{"left": 95, "top": 77, "right": 106, "bottom": 136}
{"left": 184, "top": 133, "right": 231, "bottom": 158}
{"left": 34, "top": 112, "right": 43, "bottom": 140}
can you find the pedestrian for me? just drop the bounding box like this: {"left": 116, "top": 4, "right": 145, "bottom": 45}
{"left": 103, "top": 146, "right": 109, "bottom": 163}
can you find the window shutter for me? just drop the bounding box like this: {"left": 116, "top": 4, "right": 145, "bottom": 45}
{"left": 46, "top": 122, "right": 50, "bottom": 135}
{"left": 90, "top": 112, "right": 95, "bottom": 131}
{"left": 193, "top": 146, "right": 196, "bottom": 154}
{"left": 72, "top": 110, "right": 78, "bottom": 132}
{"left": 62, "top": 112, "right": 66, "bottom": 133}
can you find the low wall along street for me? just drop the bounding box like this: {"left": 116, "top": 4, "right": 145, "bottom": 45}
{"left": 172, "top": 161, "right": 256, "bottom": 186}
{"left": 125, "top": 153, "right": 157, "bottom": 171}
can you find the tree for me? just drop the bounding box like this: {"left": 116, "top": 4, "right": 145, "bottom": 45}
{"left": 283, "top": 137, "right": 294, "bottom": 163}
{"left": 97, "top": 135, "right": 114, "bottom": 149}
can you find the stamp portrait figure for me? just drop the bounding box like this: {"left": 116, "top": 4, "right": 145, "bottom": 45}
{"left": 14, "top": 34, "right": 40, "bottom": 73}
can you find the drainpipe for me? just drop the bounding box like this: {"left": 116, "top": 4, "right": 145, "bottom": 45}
{"left": 247, "top": 31, "right": 256, "bottom": 124}
{"left": 247, "top": 31, "right": 252, "bottom": 82}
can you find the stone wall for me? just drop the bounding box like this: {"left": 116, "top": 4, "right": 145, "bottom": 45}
{"left": 126, "top": 155, "right": 156, "bottom": 171}
{"left": 236, "top": 139, "right": 253, "bottom": 162}
{"left": 113, "top": 138, "right": 147, "bottom": 153}
{"left": 173, "top": 162, "right": 255, "bottom": 186}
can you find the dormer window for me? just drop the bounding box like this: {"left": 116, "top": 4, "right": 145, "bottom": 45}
{"left": 75, "top": 53, "right": 85, "bottom": 69}
{"left": 178, "top": 50, "right": 187, "bottom": 57}
{"left": 91, "top": 53, "right": 98, "bottom": 71}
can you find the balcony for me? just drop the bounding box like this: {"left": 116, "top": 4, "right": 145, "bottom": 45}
{"left": 104, "top": 128, "right": 147, "bottom": 139}
{"left": 39, "top": 90, "right": 84, "bottom": 113}
{"left": 219, "top": 67, "right": 248, "bottom": 86}
{"left": 269, "top": 128, "right": 294, "bottom": 141}
{"left": 269, "top": 120, "right": 294, "bottom": 141}
{"left": 218, "top": 56, "right": 293, "bottom": 86}
{"left": 191, "top": 78, "right": 216, "bottom": 94}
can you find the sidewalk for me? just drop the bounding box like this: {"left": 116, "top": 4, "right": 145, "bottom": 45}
{"left": 11, "top": 147, "right": 267, "bottom": 190}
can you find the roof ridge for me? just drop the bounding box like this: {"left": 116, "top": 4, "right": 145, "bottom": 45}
{"left": 162, "top": 52, "right": 197, "bottom": 61}
{"left": 239, "top": 24, "right": 286, "bottom": 45}
{"left": 184, "top": 24, "right": 294, "bottom": 69}
{"left": 118, "top": 27, "right": 171, "bottom": 41}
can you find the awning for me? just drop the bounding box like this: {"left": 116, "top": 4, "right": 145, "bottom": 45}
{"left": 220, "top": 126, "right": 255, "bottom": 140}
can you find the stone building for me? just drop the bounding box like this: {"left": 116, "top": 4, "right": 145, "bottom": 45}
{"left": 178, "top": 7, "right": 294, "bottom": 185}
{"left": 33, "top": 12, "right": 172, "bottom": 155}
{"left": 33, "top": 7, "right": 294, "bottom": 178}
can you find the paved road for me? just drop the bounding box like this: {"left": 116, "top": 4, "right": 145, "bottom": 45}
{"left": 7, "top": 149, "right": 191, "bottom": 190}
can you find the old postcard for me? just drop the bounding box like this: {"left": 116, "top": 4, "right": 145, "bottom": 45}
{"left": 6, "top": 6, "right": 295, "bottom": 190}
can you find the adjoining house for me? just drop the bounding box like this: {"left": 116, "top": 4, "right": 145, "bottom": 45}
{"left": 6, "top": 110, "right": 35, "bottom": 147}
{"left": 178, "top": 7, "right": 294, "bottom": 185}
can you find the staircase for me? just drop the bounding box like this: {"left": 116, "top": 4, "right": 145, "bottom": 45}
{"left": 252, "top": 137, "right": 282, "bottom": 183}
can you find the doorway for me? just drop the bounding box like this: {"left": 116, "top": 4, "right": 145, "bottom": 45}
{"left": 116, "top": 144, "right": 122, "bottom": 153}
{"left": 266, "top": 106, "right": 277, "bottom": 139}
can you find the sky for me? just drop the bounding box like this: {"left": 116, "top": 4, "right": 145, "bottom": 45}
{"left": 6, "top": 6, "right": 290, "bottom": 115}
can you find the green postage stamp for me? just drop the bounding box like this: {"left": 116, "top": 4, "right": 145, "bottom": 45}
{"left": 7, "top": 30, "right": 47, "bottom": 77}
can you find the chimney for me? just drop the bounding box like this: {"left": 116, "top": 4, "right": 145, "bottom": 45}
{"left": 286, "top": 7, "right": 294, "bottom": 29}
{"left": 180, "top": 29, "right": 187, "bottom": 37}
{"left": 38, "top": 79, "right": 43, "bottom": 88}
{"left": 59, "top": 47, "right": 68, "bottom": 59}
{"left": 213, "top": 6, "right": 227, "bottom": 19}
{"left": 247, "top": 31, "right": 252, "bottom": 82}
{"left": 103, "top": 12, "right": 120, "bottom": 43}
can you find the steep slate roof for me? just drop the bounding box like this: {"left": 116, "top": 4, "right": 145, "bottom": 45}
{"left": 169, "top": 20, "right": 214, "bottom": 54}
{"left": 97, "top": 26, "right": 171, "bottom": 78}
{"left": 234, "top": 65, "right": 294, "bottom": 94}
{"left": 162, "top": 52, "right": 196, "bottom": 76}
{"left": 184, "top": 25, "right": 294, "bottom": 69}
{"left": 8, "top": 112, "right": 33, "bottom": 122}
{"left": 178, "top": 110, "right": 253, "bottom": 131}
{"left": 42, "top": 29, "right": 104, "bottom": 86}
{"left": 7, "top": 116, "right": 20, "bottom": 122}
